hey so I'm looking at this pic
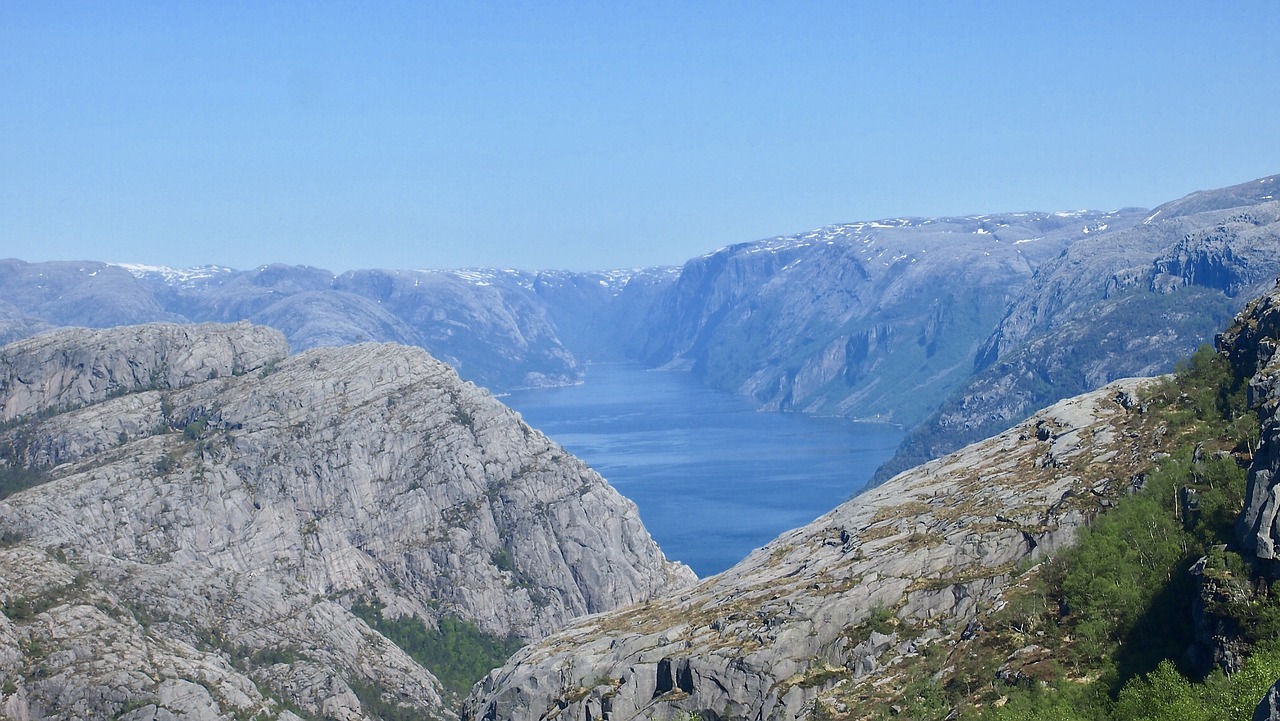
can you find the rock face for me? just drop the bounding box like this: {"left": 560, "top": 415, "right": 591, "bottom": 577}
{"left": 0, "top": 321, "right": 286, "bottom": 422}
{"left": 630, "top": 211, "right": 1140, "bottom": 426}
{"left": 464, "top": 376, "right": 1162, "bottom": 721}
{"left": 1256, "top": 679, "right": 1280, "bottom": 721}
{"left": 0, "top": 323, "right": 692, "bottom": 719}
{"left": 1228, "top": 284, "right": 1280, "bottom": 565}
{"left": 881, "top": 176, "right": 1280, "bottom": 481}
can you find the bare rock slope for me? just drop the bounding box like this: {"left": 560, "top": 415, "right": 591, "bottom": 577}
{"left": 465, "top": 373, "right": 1167, "bottom": 721}
{"left": 0, "top": 322, "right": 693, "bottom": 720}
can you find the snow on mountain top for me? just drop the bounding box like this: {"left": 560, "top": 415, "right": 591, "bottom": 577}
{"left": 710, "top": 209, "right": 1134, "bottom": 260}
{"left": 109, "top": 263, "right": 236, "bottom": 285}
{"left": 419, "top": 266, "right": 677, "bottom": 293}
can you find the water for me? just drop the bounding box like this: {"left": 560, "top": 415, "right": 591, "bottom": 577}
{"left": 502, "top": 363, "right": 904, "bottom": 577}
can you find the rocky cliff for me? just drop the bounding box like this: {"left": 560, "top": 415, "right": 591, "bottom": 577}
{"left": 629, "top": 211, "right": 1143, "bottom": 426}
{"left": 880, "top": 176, "right": 1280, "bottom": 481}
{"left": 1229, "top": 283, "right": 1280, "bottom": 566}
{"left": 464, "top": 373, "right": 1166, "bottom": 721}
{"left": 0, "top": 323, "right": 692, "bottom": 719}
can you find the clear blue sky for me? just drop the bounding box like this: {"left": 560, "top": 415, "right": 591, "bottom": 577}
{"left": 3, "top": 1, "right": 1278, "bottom": 273}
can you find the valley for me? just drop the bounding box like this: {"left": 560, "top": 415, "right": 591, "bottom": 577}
{"left": 502, "top": 362, "right": 902, "bottom": 576}
{"left": 3, "top": 173, "right": 1280, "bottom": 719}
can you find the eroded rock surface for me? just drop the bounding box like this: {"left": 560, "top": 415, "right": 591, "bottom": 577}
{"left": 0, "top": 323, "right": 692, "bottom": 719}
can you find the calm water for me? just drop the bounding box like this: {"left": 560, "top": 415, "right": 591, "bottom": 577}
{"left": 502, "top": 363, "right": 904, "bottom": 577}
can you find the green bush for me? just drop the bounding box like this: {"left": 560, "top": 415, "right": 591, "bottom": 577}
{"left": 351, "top": 600, "right": 523, "bottom": 698}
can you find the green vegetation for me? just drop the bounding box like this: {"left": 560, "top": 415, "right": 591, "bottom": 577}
{"left": 826, "top": 342, "right": 1280, "bottom": 720}
{"left": 348, "top": 677, "right": 443, "bottom": 721}
{"left": 0, "top": 461, "right": 47, "bottom": 500}
{"left": 350, "top": 599, "right": 524, "bottom": 699}
{"left": 962, "top": 344, "right": 1276, "bottom": 720}
{"left": 0, "top": 430, "right": 48, "bottom": 500}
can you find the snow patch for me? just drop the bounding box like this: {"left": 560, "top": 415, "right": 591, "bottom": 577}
{"left": 110, "top": 262, "right": 235, "bottom": 285}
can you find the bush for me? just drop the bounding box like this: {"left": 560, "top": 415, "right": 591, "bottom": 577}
{"left": 351, "top": 600, "right": 524, "bottom": 697}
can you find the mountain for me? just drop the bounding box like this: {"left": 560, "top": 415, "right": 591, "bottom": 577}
{"left": 464, "top": 279, "right": 1280, "bottom": 721}
{"left": 877, "top": 175, "right": 1280, "bottom": 481}
{"left": 5, "top": 174, "right": 1280, "bottom": 484}
{"left": 0, "top": 322, "right": 692, "bottom": 718}
{"left": 464, "top": 372, "right": 1161, "bottom": 720}
{"left": 627, "top": 210, "right": 1144, "bottom": 426}
{"left": 0, "top": 260, "right": 682, "bottom": 395}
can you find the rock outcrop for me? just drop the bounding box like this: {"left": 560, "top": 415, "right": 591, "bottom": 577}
{"left": 0, "top": 323, "right": 692, "bottom": 719}
{"left": 1228, "top": 283, "right": 1280, "bottom": 566}
{"left": 464, "top": 375, "right": 1163, "bottom": 721}
{"left": 1256, "top": 679, "right": 1280, "bottom": 721}
{"left": 0, "top": 321, "right": 287, "bottom": 422}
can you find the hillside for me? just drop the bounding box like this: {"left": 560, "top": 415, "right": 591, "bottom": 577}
{"left": 464, "top": 280, "right": 1280, "bottom": 721}
{"left": 628, "top": 210, "right": 1142, "bottom": 426}
{"left": 0, "top": 323, "right": 692, "bottom": 719}
{"left": 879, "top": 175, "right": 1280, "bottom": 480}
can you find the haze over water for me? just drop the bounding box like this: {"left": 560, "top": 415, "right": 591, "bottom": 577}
{"left": 503, "top": 363, "right": 904, "bottom": 577}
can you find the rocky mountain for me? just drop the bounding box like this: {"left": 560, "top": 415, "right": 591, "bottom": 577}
{"left": 6, "top": 174, "right": 1280, "bottom": 483}
{"left": 461, "top": 276, "right": 1280, "bottom": 721}
{"left": 464, "top": 371, "right": 1162, "bottom": 720}
{"left": 1231, "top": 284, "right": 1280, "bottom": 566}
{"left": 465, "top": 278, "right": 1280, "bottom": 721}
{"left": 0, "top": 322, "right": 692, "bottom": 719}
{"left": 0, "top": 260, "right": 681, "bottom": 394}
{"left": 879, "top": 175, "right": 1280, "bottom": 481}
{"left": 627, "top": 210, "right": 1145, "bottom": 426}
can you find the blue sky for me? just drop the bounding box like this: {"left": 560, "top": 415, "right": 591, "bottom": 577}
{"left": 2, "top": 2, "right": 1278, "bottom": 273}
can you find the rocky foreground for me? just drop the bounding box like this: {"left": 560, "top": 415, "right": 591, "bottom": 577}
{"left": 0, "top": 322, "right": 692, "bottom": 719}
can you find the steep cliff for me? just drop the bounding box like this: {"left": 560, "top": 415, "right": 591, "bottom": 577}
{"left": 0, "top": 323, "right": 692, "bottom": 719}
{"left": 629, "top": 211, "right": 1143, "bottom": 426}
{"left": 881, "top": 177, "right": 1280, "bottom": 481}
{"left": 1228, "top": 283, "right": 1280, "bottom": 566}
{"left": 464, "top": 374, "right": 1165, "bottom": 720}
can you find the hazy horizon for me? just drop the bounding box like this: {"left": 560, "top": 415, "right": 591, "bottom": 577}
{"left": 4, "top": 2, "right": 1278, "bottom": 273}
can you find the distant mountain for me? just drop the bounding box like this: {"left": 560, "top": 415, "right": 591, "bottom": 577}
{"left": 627, "top": 210, "right": 1145, "bottom": 426}
{"left": 0, "top": 260, "right": 679, "bottom": 393}
{"left": 5, "top": 174, "right": 1280, "bottom": 482}
{"left": 876, "top": 174, "right": 1280, "bottom": 481}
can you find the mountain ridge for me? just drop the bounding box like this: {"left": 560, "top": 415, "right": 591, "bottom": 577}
{"left": 5, "top": 173, "right": 1280, "bottom": 493}
{"left": 0, "top": 322, "right": 693, "bottom": 718}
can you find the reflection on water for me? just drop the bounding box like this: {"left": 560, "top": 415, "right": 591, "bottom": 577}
{"left": 502, "top": 363, "right": 904, "bottom": 577}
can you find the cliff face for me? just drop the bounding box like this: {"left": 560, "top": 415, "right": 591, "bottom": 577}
{"left": 628, "top": 211, "right": 1142, "bottom": 426}
{"left": 881, "top": 177, "right": 1280, "bottom": 481}
{"left": 464, "top": 374, "right": 1165, "bottom": 721}
{"left": 1227, "top": 284, "right": 1280, "bottom": 564}
{"left": 0, "top": 323, "right": 692, "bottom": 719}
